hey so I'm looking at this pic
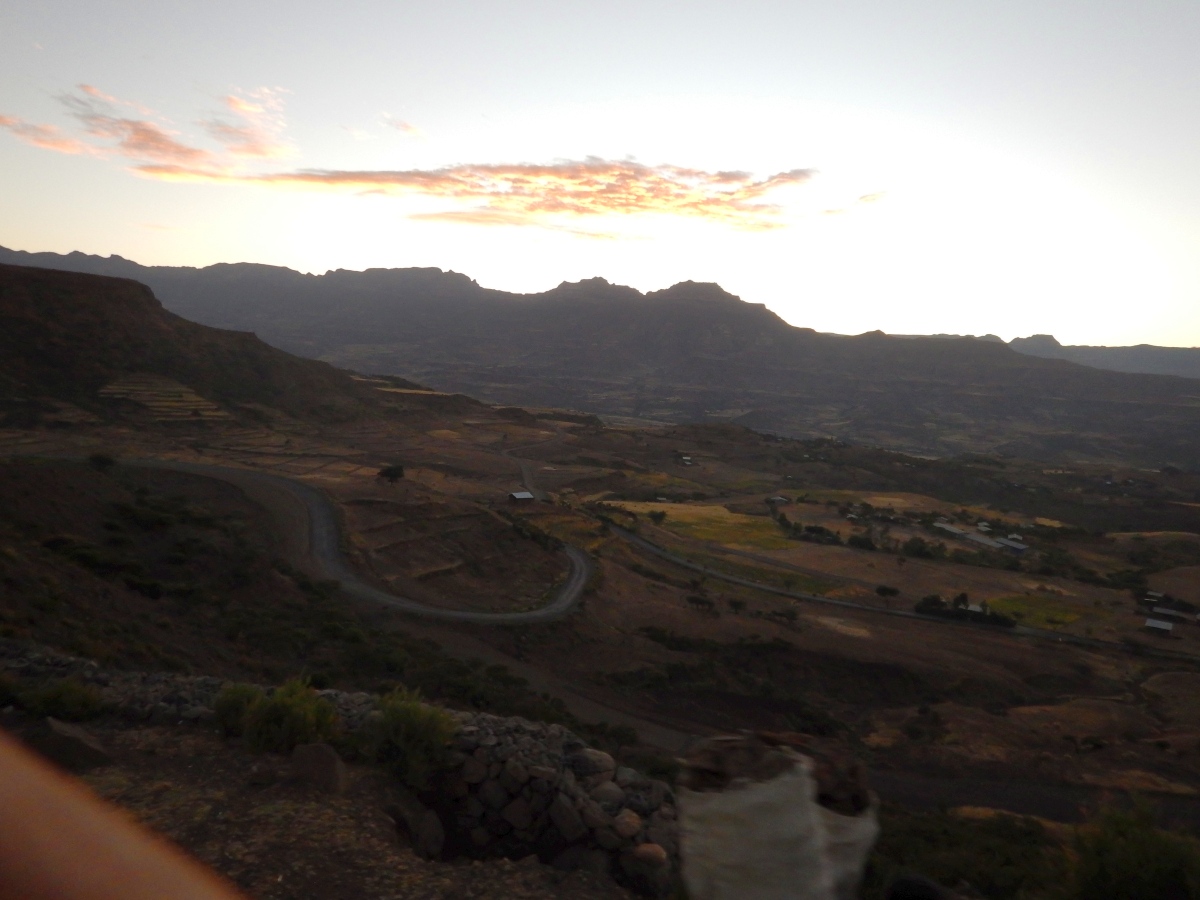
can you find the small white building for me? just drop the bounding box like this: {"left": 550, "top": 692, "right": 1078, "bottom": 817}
{"left": 509, "top": 491, "right": 535, "bottom": 502}
{"left": 995, "top": 537, "right": 1029, "bottom": 554}
{"left": 966, "top": 532, "right": 1003, "bottom": 549}
{"left": 934, "top": 522, "right": 967, "bottom": 536}
{"left": 1145, "top": 618, "right": 1175, "bottom": 634}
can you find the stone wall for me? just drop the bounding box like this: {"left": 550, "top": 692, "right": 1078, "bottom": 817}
{"left": 0, "top": 640, "right": 677, "bottom": 894}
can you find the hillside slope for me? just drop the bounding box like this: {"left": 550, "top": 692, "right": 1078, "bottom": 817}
{"left": 0, "top": 263, "right": 378, "bottom": 424}
{"left": 3, "top": 248, "right": 1200, "bottom": 466}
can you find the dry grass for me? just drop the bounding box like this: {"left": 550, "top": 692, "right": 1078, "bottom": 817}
{"left": 613, "top": 501, "right": 792, "bottom": 550}
{"left": 988, "top": 594, "right": 1091, "bottom": 630}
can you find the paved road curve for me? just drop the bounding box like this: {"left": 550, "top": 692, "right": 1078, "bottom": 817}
{"left": 126, "top": 459, "right": 593, "bottom": 625}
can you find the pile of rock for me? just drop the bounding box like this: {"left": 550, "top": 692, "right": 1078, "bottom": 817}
{"left": 433, "top": 711, "right": 677, "bottom": 894}
{"left": 0, "top": 641, "right": 679, "bottom": 894}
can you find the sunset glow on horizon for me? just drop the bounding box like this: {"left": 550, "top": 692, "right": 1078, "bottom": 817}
{"left": 2, "top": 1, "right": 1197, "bottom": 346}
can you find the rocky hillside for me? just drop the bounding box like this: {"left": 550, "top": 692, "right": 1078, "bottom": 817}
{"left": 2, "top": 639, "right": 673, "bottom": 896}
{"left": 4, "top": 247, "right": 1199, "bottom": 466}
{"left": 0, "top": 263, "right": 380, "bottom": 425}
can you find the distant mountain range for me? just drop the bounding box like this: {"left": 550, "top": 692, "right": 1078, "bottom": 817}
{"left": 3, "top": 245, "right": 1200, "bottom": 467}
{"left": 1008, "top": 334, "right": 1200, "bottom": 380}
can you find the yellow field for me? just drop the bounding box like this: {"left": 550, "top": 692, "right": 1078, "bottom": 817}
{"left": 612, "top": 502, "right": 792, "bottom": 550}
{"left": 988, "top": 594, "right": 1097, "bottom": 630}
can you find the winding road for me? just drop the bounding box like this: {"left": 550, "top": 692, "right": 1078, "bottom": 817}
{"left": 126, "top": 459, "right": 593, "bottom": 625}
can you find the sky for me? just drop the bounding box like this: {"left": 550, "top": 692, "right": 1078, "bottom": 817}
{"left": 1, "top": 1, "right": 1198, "bottom": 346}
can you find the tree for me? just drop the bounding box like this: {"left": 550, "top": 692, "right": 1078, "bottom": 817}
{"left": 378, "top": 464, "right": 405, "bottom": 483}
{"left": 87, "top": 452, "right": 116, "bottom": 473}
{"left": 952, "top": 592, "right": 969, "bottom": 610}
{"left": 648, "top": 510, "right": 667, "bottom": 525}
{"left": 876, "top": 585, "right": 900, "bottom": 598}
{"left": 903, "top": 537, "right": 935, "bottom": 559}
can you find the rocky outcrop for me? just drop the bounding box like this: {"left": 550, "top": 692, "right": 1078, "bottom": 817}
{"left": 432, "top": 712, "right": 676, "bottom": 893}
{"left": 0, "top": 639, "right": 678, "bottom": 894}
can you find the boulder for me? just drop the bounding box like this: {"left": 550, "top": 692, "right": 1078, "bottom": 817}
{"left": 579, "top": 798, "right": 613, "bottom": 829}
{"left": 590, "top": 780, "right": 625, "bottom": 806}
{"left": 461, "top": 756, "right": 488, "bottom": 783}
{"left": 621, "top": 843, "right": 672, "bottom": 896}
{"left": 479, "top": 778, "right": 510, "bottom": 810}
{"left": 415, "top": 808, "right": 445, "bottom": 859}
{"left": 616, "top": 766, "right": 649, "bottom": 788}
{"left": 613, "top": 808, "right": 643, "bottom": 839}
{"left": 504, "top": 756, "right": 530, "bottom": 784}
{"left": 594, "top": 826, "right": 625, "bottom": 850}
{"left": 501, "top": 795, "right": 534, "bottom": 831}
{"left": 23, "top": 718, "right": 111, "bottom": 772}
{"left": 291, "top": 743, "right": 348, "bottom": 794}
{"left": 568, "top": 748, "right": 615, "bottom": 777}
{"left": 549, "top": 791, "right": 588, "bottom": 842}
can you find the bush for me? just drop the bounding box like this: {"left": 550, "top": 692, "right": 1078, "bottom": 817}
{"left": 863, "top": 805, "right": 1063, "bottom": 899}
{"left": 648, "top": 510, "right": 667, "bottom": 525}
{"left": 362, "top": 687, "right": 457, "bottom": 789}
{"left": 378, "top": 464, "right": 405, "bottom": 483}
{"left": 243, "top": 679, "right": 338, "bottom": 753}
{"left": 22, "top": 677, "right": 104, "bottom": 721}
{"left": 213, "top": 682, "right": 264, "bottom": 736}
{"left": 848, "top": 534, "right": 876, "bottom": 551}
{"left": 1065, "top": 803, "right": 1200, "bottom": 899}
{"left": 88, "top": 452, "right": 116, "bottom": 473}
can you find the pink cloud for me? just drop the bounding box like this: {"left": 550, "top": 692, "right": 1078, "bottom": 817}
{"left": 1, "top": 85, "right": 815, "bottom": 231}
{"left": 0, "top": 115, "right": 94, "bottom": 155}
{"left": 59, "top": 89, "right": 213, "bottom": 164}
{"left": 237, "top": 159, "right": 815, "bottom": 227}
{"left": 201, "top": 88, "right": 292, "bottom": 159}
{"left": 383, "top": 116, "right": 424, "bottom": 137}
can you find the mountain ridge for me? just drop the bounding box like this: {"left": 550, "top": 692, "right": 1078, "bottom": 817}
{"left": 3, "top": 246, "right": 1200, "bottom": 467}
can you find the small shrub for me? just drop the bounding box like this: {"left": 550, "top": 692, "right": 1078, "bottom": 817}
{"left": 362, "top": 687, "right": 457, "bottom": 790}
{"left": 243, "top": 679, "right": 338, "bottom": 753}
{"left": 378, "top": 464, "right": 405, "bottom": 483}
{"left": 213, "top": 682, "right": 264, "bottom": 736}
{"left": 648, "top": 510, "right": 667, "bottom": 525}
{"left": 22, "top": 677, "right": 104, "bottom": 721}
{"left": 88, "top": 452, "right": 116, "bottom": 473}
{"left": 1065, "top": 803, "right": 1200, "bottom": 899}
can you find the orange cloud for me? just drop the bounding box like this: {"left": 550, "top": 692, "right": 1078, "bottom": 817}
{"left": 0, "top": 115, "right": 94, "bottom": 155}
{"left": 1, "top": 86, "right": 815, "bottom": 230}
{"left": 238, "top": 159, "right": 815, "bottom": 228}
{"left": 60, "top": 90, "right": 214, "bottom": 164}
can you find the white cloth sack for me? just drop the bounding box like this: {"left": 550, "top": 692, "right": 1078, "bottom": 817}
{"left": 820, "top": 793, "right": 881, "bottom": 900}
{"left": 678, "top": 755, "right": 879, "bottom": 900}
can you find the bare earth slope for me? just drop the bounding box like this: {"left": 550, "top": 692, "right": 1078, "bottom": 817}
{"left": 4, "top": 247, "right": 1200, "bottom": 467}
{"left": 0, "top": 263, "right": 378, "bottom": 423}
